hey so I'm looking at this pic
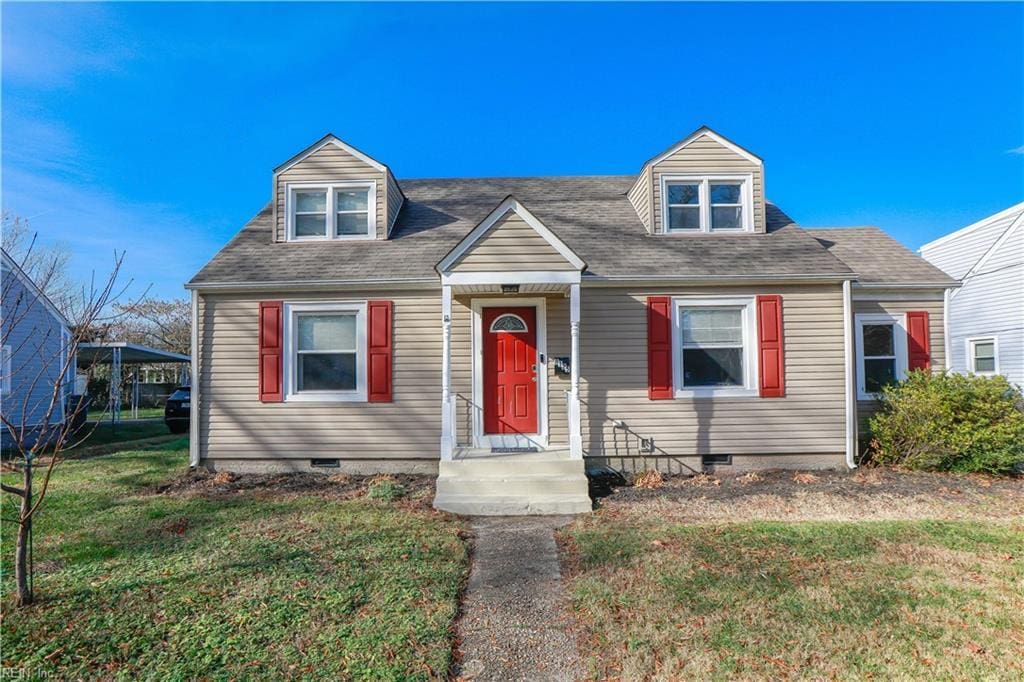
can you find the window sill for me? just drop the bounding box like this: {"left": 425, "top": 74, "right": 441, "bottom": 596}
{"left": 674, "top": 387, "right": 759, "bottom": 399}
{"left": 285, "top": 392, "right": 367, "bottom": 403}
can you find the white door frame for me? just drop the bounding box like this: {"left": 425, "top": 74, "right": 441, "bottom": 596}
{"left": 471, "top": 297, "right": 548, "bottom": 449}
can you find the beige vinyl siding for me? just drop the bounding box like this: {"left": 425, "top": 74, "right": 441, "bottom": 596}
{"left": 627, "top": 167, "right": 653, "bottom": 233}
{"left": 579, "top": 284, "right": 846, "bottom": 462}
{"left": 196, "top": 289, "right": 441, "bottom": 463}
{"left": 385, "top": 169, "right": 405, "bottom": 235}
{"left": 450, "top": 213, "right": 577, "bottom": 272}
{"left": 273, "top": 144, "right": 388, "bottom": 241}
{"left": 450, "top": 294, "right": 570, "bottom": 446}
{"left": 854, "top": 296, "right": 946, "bottom": 422}
{"left": 650, "top": 134, "right": 766, "bottom": 233}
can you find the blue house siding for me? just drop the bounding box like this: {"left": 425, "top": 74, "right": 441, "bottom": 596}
{"left": 1, "top": 256, "right": 71, "bottom": 449}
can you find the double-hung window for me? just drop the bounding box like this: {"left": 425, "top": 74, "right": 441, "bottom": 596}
{"left": 287, "top": 182, "right": 376, "bottom": 240}
{"left": 284, "top": 302, "right": 367, "bottom": 401}
{"left": 672, "top": 297, "right": 758, "bottom": 397}
{"left": 663, "top": 175, "right": 753, "bottom": 233}
{"left": 967, "top": 337, "right": 998, "bottom": 375}
{"left": 855, "top": 315, "right": 908, "bottom": 399}
{"left": 1, "top": 345, "right": 11, "bottom": 396}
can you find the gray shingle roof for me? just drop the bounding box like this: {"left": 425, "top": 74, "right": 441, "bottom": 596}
{"left": 188, "top": 176, "right": 944, "bottom": 288}
{"left": 806, "top": 227, "right": 957, "bottom": 286}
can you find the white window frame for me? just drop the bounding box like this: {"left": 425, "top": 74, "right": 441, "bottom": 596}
{"left": 1, "top": 345, "right": 11, "bottom": 396}
{"left": 282, "top": 301, "right": 368, "bottom": 402}
{"left": 855, "top": 314, "right": 908, "bottom": 400}
{"left": 671, "top": 296, "right": 759, "bottom": 398}
{"left": 285, "top": 181, "right": 377, "bottom": 241}
{"left": 965, "top": 336, "right": 999, "bottom": 376}
{"left": 661, "top": 173, "right": 755, "bottom": 233}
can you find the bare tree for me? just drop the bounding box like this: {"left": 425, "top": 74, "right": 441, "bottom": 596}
{"left": 1, "top": 212, "right": 76, "bottom": 315}
{"left": 110, "top": 297, "right": 191, "bottom": 354}
{"left": 1, "top": 247, "right": 137, "bottom": 607}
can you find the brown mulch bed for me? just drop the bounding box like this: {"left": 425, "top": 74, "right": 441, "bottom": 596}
{"left": 595, "top": 467, "right": 1024, "bottom": 522}
{"left": 153, "top": 469, "right": 438, "bottom": 505}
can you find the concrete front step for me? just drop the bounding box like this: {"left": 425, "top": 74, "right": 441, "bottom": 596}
{"left": 434, "top": 453, "right": 591, "bottom": 515}
{"left": 436, "top": 474, "right": 588, "bottom": 497}
{"left": 433, "top": 493, "right": 593, "bottom": 516}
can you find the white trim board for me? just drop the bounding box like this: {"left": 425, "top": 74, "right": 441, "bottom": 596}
{"left": 436, "top": 196, "right": 586, "bottom": 273}
{"left": 470, "top": 297, "right": 549, "bottom": 450}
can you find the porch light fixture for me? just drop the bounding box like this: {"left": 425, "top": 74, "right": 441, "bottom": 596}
{"left": 501, "top": 284, "right": 520, "bottom": 294}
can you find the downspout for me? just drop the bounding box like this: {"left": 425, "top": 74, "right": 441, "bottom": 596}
{"left": 842, "top": 280, "right": 857, "bottom": 469}
{"left": 189, "top": 290, "right": 200, "bottom": 468}
{"left": 943, "top": 287, "right": 952, "bottom": 371}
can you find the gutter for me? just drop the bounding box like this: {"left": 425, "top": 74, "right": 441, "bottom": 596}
{"left": 187, "top": 272, "right": 861, "bottom": 292}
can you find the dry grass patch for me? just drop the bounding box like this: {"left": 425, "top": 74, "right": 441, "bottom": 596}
{"left": 562, "top": 518, "right": 1024, "bottom": 680}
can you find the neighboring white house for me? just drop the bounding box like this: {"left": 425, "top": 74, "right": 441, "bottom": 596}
{"left": 920, "top": 203, "right": 1024, "bottom": 388}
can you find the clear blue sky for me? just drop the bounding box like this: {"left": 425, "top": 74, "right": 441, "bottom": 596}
{"left": 3, "top": 2, "right": 1022, "bottom": 299}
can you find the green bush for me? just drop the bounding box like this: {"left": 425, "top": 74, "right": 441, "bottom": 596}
{"left": 868, "top": 370, "right": 1024, "bottom": 474}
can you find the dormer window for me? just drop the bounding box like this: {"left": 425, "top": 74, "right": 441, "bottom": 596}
{"left": 662, "top": 174, "right": 753, "bottom": 233}
{"left": 286, "top": 182, "right": 376, "bottom": 241}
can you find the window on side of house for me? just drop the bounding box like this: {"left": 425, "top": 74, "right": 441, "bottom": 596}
{"left": 855, "top": 315, "right": 908, "bottom": 399}
{"left": 663, "top": 176, "right": 752, "bottom": 233}
{"left": 284, "top": 302, "right": 367, "bottom": 401}
{"left": 967, "top": 337, "right": 998, "bottom": 375}
{"left": 1, "top": 345, "right": 11, "bottom": 396}
{"left": 672, "top": 298, "right": 758, "bottom": 397}
{"left": 287, "top": 183, "right": 375, "bottom": 240}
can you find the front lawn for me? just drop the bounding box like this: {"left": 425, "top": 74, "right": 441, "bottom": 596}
{"left": 1, "top": 443, "right": 468, "bottom": 680}
{"left": 562, "top": 471, "right": 1024, "bottom": 680}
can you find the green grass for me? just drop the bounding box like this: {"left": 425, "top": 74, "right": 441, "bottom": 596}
{"left": 67, "top": 420, "right": 176, "bottom": 451}
{"left": 89, "top": 407, "right": 165, "bottom": 420}
{"left": 1, "top": 444, "right": 468, "bottom": 680}
{"left": 564, "top": 518, "right": 1024, "bottom": 680}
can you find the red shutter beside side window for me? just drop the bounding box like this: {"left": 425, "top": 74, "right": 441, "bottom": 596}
{"left": 367, "top": 300, "right": 393, "bottom": 402}
{"left": 647, "top": 296, "right": 673, "bottom": 400}
{"left": 756, "top": 295, "right": 785, "bottom": 398}
{"left": 906, "top": 310, "right": 931, "bottom": 371}
{"left": 258, "top": 301, "right": 283, "bottom": 403}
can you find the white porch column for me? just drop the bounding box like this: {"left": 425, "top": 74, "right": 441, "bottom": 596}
{"left": 440, "top": 284, "right": 455, "bottom": 460}
{"left": 568, "top": 283, "right": 583, "bottom": 458}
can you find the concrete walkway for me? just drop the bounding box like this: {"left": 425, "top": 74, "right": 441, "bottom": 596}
{"left": 454, "top": 516, "right": 583, "bottom": 681}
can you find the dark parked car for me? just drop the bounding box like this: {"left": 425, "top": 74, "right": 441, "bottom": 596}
{"left": 164, "top": 386, "right": 191, "bottom": 434}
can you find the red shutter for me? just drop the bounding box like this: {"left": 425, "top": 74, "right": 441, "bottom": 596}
{"left": 258, "top": 301, "right": 283, "bottom": 402}
{"left": 647, "top": 296, "right": 673, "bottom": 399}
{"left": 906, "top": 311, "right": 931, "bottom": 371}
{"left": 757, "top": 295, "right": 785, "bottom": 398}
{"left": 367, "top": 300, "right": 393, "bottom": 402}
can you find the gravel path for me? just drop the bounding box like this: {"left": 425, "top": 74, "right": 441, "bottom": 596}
{"left": 454, "top": 516, "right": 582, "bottom": 681}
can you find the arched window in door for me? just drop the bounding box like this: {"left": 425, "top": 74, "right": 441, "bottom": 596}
{"left": 489, "top": 314, "right": 528, "bottom": 333}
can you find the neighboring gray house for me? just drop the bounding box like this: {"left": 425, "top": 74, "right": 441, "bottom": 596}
{"left": 1, "top": 249, "right": 73, "bottom": 450}
{"left": 920, "top": 203, "right": 1023, "bottom": 388}
{"left": 188, "top": 126, "right": 957, "bottom": 514}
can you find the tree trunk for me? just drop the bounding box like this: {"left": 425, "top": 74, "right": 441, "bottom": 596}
{"left": 14, "top": 463, "right": 33, "bottom": 607}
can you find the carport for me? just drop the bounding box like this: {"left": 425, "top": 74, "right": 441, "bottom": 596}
{"left": 76, "top": 342, "right": 190, "bottom": 422}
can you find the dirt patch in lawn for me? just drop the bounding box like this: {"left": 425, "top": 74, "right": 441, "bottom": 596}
{"left": 153, "top": 470, "right": 437, "bottom": 508}
{"left": 596, "top": 467, "right": 1024, "bottom": 523}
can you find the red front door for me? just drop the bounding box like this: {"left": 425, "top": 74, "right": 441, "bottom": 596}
{"left": 483, "top": 307, "right": 538, "bottom": 435}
